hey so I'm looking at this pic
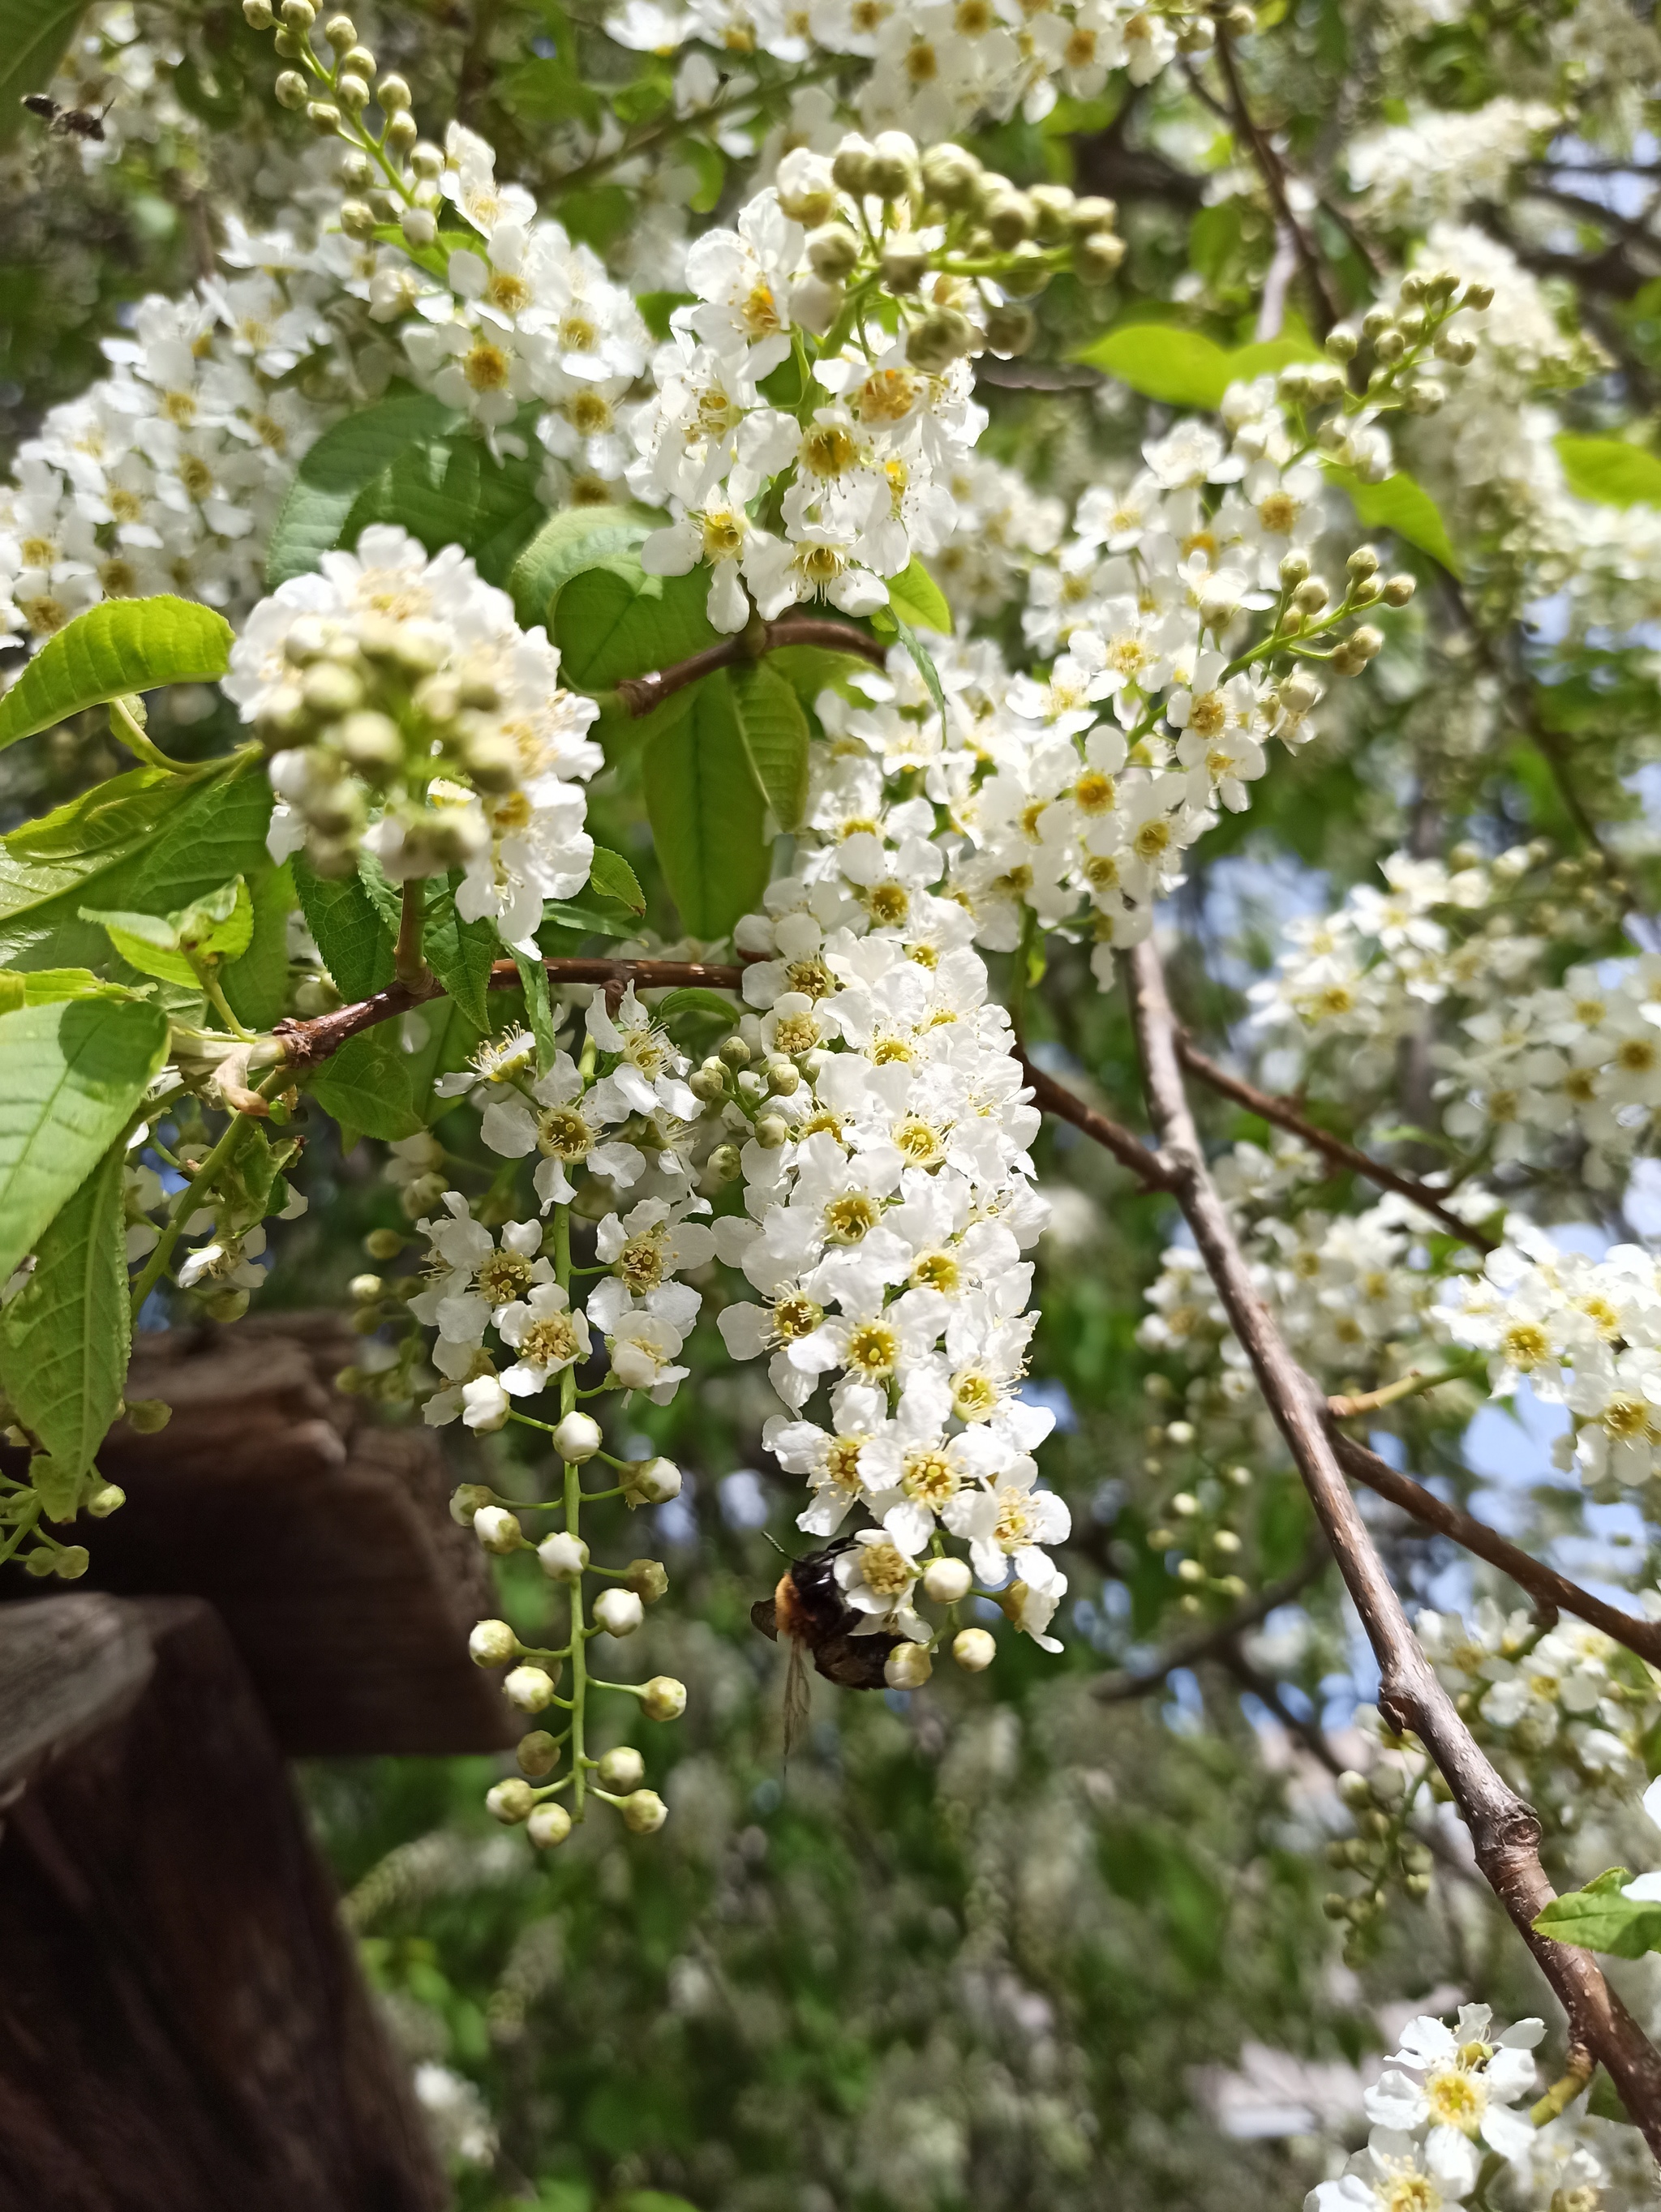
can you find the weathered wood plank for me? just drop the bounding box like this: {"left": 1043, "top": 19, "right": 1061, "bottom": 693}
{"left": 0, "top": 1595, "right": 450, "bottom": 2212}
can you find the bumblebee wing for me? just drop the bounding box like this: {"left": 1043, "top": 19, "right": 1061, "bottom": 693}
{"left": 783, "top": 1638, "right": 811, "bottom": 1759}
{"left": 814, "top": 1630, "right": 899, "bottom": 1691}
{"left": 750, "top": 1596, "right": 779, "bottom": 1641}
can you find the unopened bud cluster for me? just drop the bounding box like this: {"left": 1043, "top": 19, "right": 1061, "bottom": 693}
{"left": 1323, "top": 1761, "right": 1434, "bottom": 1961}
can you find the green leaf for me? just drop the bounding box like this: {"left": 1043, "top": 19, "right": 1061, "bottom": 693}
{"left": 1071, "top": 321, "right": 1321, "bottom": 409}
{"left": 539, "top": 901, "right": 637, "bottom": 941}
{"left": 221, "top": 863, "right": 296, "bottom": 1031}
{"left": 636, "top": 289, "right": 695, "bottom": 342}
{"left": 730, "top": 661, "right": 810, "bottom": 831}
{"left": 589, "top": 845, "right": 646, "bottom": 915}
{"left": 406, "top": 992, "right": 486, "bottom": 1125}
{"left": 560, "top": 186, "right": 634, "bottom": 255}
{"left": 294, "top": 857, "right": 394, "bottom": 1001}
{"left": 265, "top": 390, "right": 459, "bottom": 586}
{"left": 308, "top": 1025, "right": 420, "bottom": 1141}
{"left": 0, "top": 968, "right": 141, "bottom": 1010}
{"left": 514, "top": 947, "right": 558, "bottom": 1073}
{"left": 0, "top": 997, "right": 169, "bottom": 1284}
{"left": 1322, "top": 462, "right": 1462, "bottom": 577}
{"left": 0, "top": 1139, "right": 129, "bottom": 1488}
{"left": 0, "top": 0, "right": 86, "bottom": 144}
{"left": 1533, "top": 1873, "right": 1661, "bottom": 1958}
{"left": 682, "top": 136, "right": 725, "bottom": 213}
{"left": 175, "top": 876, "right": 254, "bottom": 965}
{"left": 651, "top": 985, "right": 741, "bottom": 1026}
{"left": 507, "top": 504, "right": 657, "bottom": 631}
{"left": 500, "top": 53, "right": 603, "bottom": 128}
{"left": 423, "top": 876, "right": 500, "bottom": 1031}
{"left": 78, "top": 904, "right": 197, "bottom": 988}
{"left": 1588, "top": 2070, "right": 1637, "bottom": 2127}
{"left": 554, "top": 557, "right": 722, "bottom": 692}
{"left": 642, "top": 670, "right": 770, "bottom": 939}
{"left": 885, "top": 558, "right": 952, "bottom": 637}
{"left": 350, "top": 428, "right": 547, "bottom": 586}
{"left": 886, "top": 605, "right": 947, "bottom": 726}
{"left": 1556, "top": 433, "right": 1661, "bottom": 510}
{"left": 0, "top": 598, "right": 234, "bottom": 751}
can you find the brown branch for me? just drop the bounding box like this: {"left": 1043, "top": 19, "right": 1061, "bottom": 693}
{"left": 1124, "top": 937, "right": 1661, "bottom": 2155}
{"left": 613, "top": 618, "right": 889, "bottom": 718}
{"left": 1212, "top": 34, "right": 1340, "bottom": 338}
{"left": 273, "top": 958, "right": 745, "bottom": 1073}
{"left": 1331, "top": 1431, "right": 1661, "bottom": 1670}
{"left": 1015, "top": 1052, "right": 1174, "bottom": 1192}
{"left": 1174, "top": 1034, "right": 1497, "bottom": 1251}
{"left": 1094, "top": 1536, "right": 1330, "bottom": 1701}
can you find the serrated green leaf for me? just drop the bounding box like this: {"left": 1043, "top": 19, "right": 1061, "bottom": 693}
{"left": 508, "top": 505, "right": 657, "bottom": 631}
{"left": 554, "top": 558, "right": 722, "bottom": 692}
{"left": 514, "top": 948, "right": 558, "bottom": 1072}
{"left": 308, "top": 1025, "right": 420, "bottom": 1140}
{"left": 294, "top": 857, "right": 395, "bottom": 1001}
{"left": 0, "top": 997, "right": 169, "bottom": 1284}
{"left": 0, "top": 969, "right": 141, "bottom": 1010}
{"left": 1071, "top": 320, "right": 1321, "bottom": 408}
{"left": 538, "top": 901, "right": 636, "bottom": 941}
{"left": 176, "top": 876, "right": 254, "bottom": 966}
{"left": 265, "top": 390, "right": 459, "bottom": 586}
{"left": 1555, "top": 433, "right": 1661, "bottom": 510}
{"left": 423, "top": 875, "right": 499, "bottom": 1030}
{"left": 885, "top": 558, "right": 952, "bottom": 637}
{"left": 0, "top": 1140, "right": 129, "bottom": 1487}
{"left": 78, "top": 905, "right": 197, "bottom": 988}
{"left": 730, "top": 660, "right": 810, "bottom": 831}
{"left": 589, "top": 845, "right": 646, "bottom": 915}
{"left": 350, "top": 426, "right": 546, "bottom": 585}
{"left": 1322, "top": 462, "right": 1462, "bottom": 577}
{"left": 0, "top": 598, "right": 234, "bottom": 751}
{"left": 1533, "top": 1878, "right": 1661, "bottom": 1957}
{"left": 221, "top": 864, "right": 296, "bottom": 1031}
{"left": 0, "top": 0, "right": 88, "bottom": 145}
{"left": 642, "top": 670, "right": 770, "bottom": 939}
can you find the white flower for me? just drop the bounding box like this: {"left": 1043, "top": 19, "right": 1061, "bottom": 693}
{"left": 495, "top": 1283, "right": 592, "bottom": 1395}
{"left": 1364, "top": 2005, "right": 1543, "bottom": 2165}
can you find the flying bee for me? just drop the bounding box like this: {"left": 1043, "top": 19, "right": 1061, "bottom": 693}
{"left": 20, "top": 92, "right": 113, "bottom": 141}
{"left": 752, "top": 1541, "right": 902, "bottom": 1754}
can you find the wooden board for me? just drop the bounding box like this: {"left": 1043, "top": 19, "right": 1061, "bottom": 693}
{"left": 20, "top": 1317, "right": 517, "bottom": 1756}
{"left": 0, "top": 1593, "right": 449, "bottom": 2212}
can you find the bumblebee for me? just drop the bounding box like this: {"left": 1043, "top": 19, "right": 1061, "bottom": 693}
{"left": 752, "top": 1541, "right": 901, "bottom": 1751}
{"left": 21, "top": 93, "right": 111, "bottom": 141}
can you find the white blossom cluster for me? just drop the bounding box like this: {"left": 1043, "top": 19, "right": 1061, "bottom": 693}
{"left": 225, "top": 526, "right": 601, "bottom": 926}
{"left": 1345, "top": 101, "right": 1559, "bottom": 228}
{"left": 604, "top": 0, "right": 1195, "bottom": 144}
{"left": 1307, "top": 2004, "right": 1549, "bottom": 2212}
{"left": 711, "top": 752, "right": 1071, "bottom": 1663}
{"left": 1432, "top": 1230, "right": 1661, "bottom": 1502}
{"left": 1417, "top": 1601, "right": 1661, "bottom": 1814}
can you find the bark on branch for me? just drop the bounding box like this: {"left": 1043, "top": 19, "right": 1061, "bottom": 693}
{"left": 1124, "top": 937, "right": 1661, "bottom": 2154}
{"left": 612, "top": 617, "right": 888, "bottom": 719}
{"left": 273, "top": 957, "right": 745, "bottom": 1072}
{"left": 1174, "top": 1034, "right": 1498, "bottom": 1252}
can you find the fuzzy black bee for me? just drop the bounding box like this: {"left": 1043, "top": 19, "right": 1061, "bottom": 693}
{"left": 752, "top": 1541, "right": 902, "bottom": 1751}
{"left": 21, "top": 92, "right": 112, "bottom": 141}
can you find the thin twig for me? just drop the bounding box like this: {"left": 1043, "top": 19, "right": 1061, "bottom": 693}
{"left": 1094, "top": 1537, "right": 1329, "bottom": 1701}
{"left": 612, "top": 616, "right": 888, "bottom": 718}
{"left": 1330, "top": 1431, "right": 1661, "bottom": 1670}
{"left": 1015, "top": 1052, "right": 1174, "bottom": 1191}
{"left": 273, "top": 957, "right": 745, "bottom": 1072}
{"left": 1175, "top": 1033, "right": 1497, "bottom": 1251}
{"left": 1212, "top": 32, "right": 1340, "bottom": 338}
{"left": 1124, "top": 937, "right": 1661, "bottom": 2153}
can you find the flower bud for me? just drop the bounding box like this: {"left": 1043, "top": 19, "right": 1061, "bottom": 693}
{"left": 449, "top": 1482, "right": 494, "bottom": 1526}
{"left": 1337, "top": 1768, "right": 1374, "bottom": 1810}
{"left": 689, "top": 1065, "right": 726, "bottom": 1104}
{"left": 598, "top": 1746, "right": 646, "bottom": 1792}
{"left": 999, "top": 242, "right": 1051, "bottom": 300}
{"left": 281, "top": 0, "right": 315, "bottom": 24}
{"left": 1027, "top": 182, "right": 1075, "bottom": 242}
{"left": 922, "top": 1556, "right": 972, "bottom": 1605}
{"left": 518, "top": 1729, "right": 562, "bottom": 1777}
{"left": 243, "top": 0, "right": 277, "bottom": 22}
{"left": 764, "top": 1055, "right": 800, "bottom": 1094}
{"left": 921, "top": 141, "right": 981, "bottom": 208}
{"left": 87, "top": 1483, "right": 126, "bottom": 1519}
{"left": 528, "top": 1802, "right": 573, "bottom": 1848}
{"left": 539, "top": 1531, "right": 590, "bottom": 1581}
{"left": 306, "top": 101, "right": 342, "bottom": 134}
{"left": 204, "top": 1288, "right": 251, "bottom": 1322}
{"left": 808, "top": 224, "right": 861, "bottom": 280}
{"left": 867, "top": 130, "right": 920, "bottom": 200}
{"left": 593, "top": 1588, "right": 644, "bottom": 1639}
{"left": 365, "top": 1227, "right": 404, "bottom": 1262}
{"left": 385, "top": 110, "right": 418, "bottom": 151}
{"left": 401, "top": 207, "right": 437, "bottom": 249}
{"left": 553, "top": 1411, "right": 603, "bottom": 1464}
{"left": 376, "top": 72, "right": 412, "bottom": 109}
{"left": 335, "top": 71, "right": 370, "bottom": 110}
{"left": 1324, "top": 327, "right": 1358, "bottom": 362}
{"left": 53, "top": 1545, "right": 89, "bottom": 1580}
{"left": 470, "top": 1618, "right": 518, "bottom": 1668}
{"left": 1291, "top": 577, "right": 1328, "bottom": 615}
{"left": 620, "top": 1455, "right": 682, "bottom": 1507}
{"left": 274, "top": 69, "right": 308, "bottom": 107}
{"left": 984, "top": 304, "right": 1036, "bottom": 357}
{"left": 830, "top": 134, "right": 875, "bottom": 195}
{"left": 23, "top": 1551, "right": 55, "bottom": 1579}
{"left": 124, "top": 1397, "right": 173, "bottom": 1434}
{"left": 642, "top": 1674, "right": 688, "bottom": 1721}
{"left": 705, "top": 1142, "right": 741, "bottom": 1185}
{"left": 1074, "top": 231, "right": 1125, "bottom": 284}
{"left": 625, "top": 1558, "right": 669, "bottom": 1603}
{"left": 1346, "top": 545, "right": 1380, "bottom": 577}
{"left": 908, "top": 307, "right": 976, "bottom": 372}
{"left": 880, "top": 246, "right": 929, "bottom": 295}
{"left": 487, "top": 1778, "right": 534, "bottom": 1824}
{"left": 621, "top": 1788, "right": 667, "bottom": 1834}
{"left": 323, "top": 11, "right": 357, "bottom": 44}
{"left": 504, "top": 1663, "right": 560, "bottom": 1713}
{"left": 884, "top": 1642, "right": 934, "bottom": 1690}
{"left": 719, "top": 1034, "right": 752, "bottom": 1067}
{"left": 1462, "top": 281, "right": 1495, "bottom": 311}
{"left": 1382, "top": 573, "right": 1415, "bottom": 607}
{"left": 753, "top": 1115, "right": 790, "bottom": 1150}
{"left": 474, "top": 1505, "right": 524, "bottom": 1555}
{"left": 952, "top": 1627, "right": 996, "bottom": 1672}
